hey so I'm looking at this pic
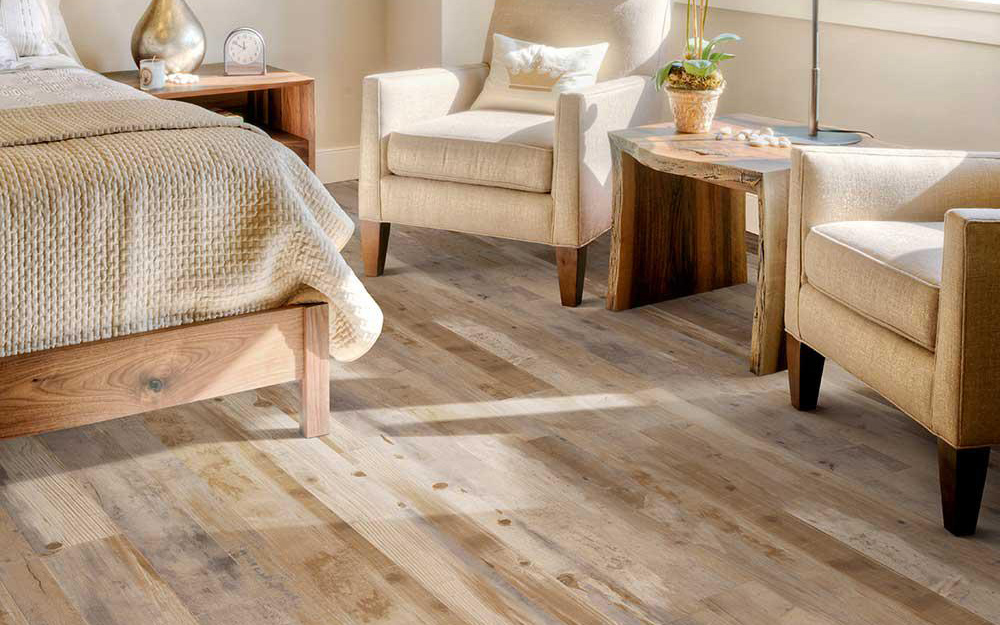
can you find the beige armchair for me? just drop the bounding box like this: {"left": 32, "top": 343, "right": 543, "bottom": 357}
{"left": 360, "top": 0, "right": 670, "bottom": 306}
{"left": 785, "top": 146, "right": 1000, "bottom": 536}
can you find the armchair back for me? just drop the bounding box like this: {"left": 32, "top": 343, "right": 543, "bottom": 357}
{"left": 484, "top": 0, "right": 671, "bottom": 81}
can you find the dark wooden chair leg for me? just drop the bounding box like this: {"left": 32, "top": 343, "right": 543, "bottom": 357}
{"left": 556, "top": 245, "right": 587, "bottom": 307}
{"left": 787, "top": 333, "right": 825, "bottom": 411}
{"left": 938, "top": 441, "right": 991, "bottom": 536}
{"left": 361, "top": 221, "right": 391, "bottom": 277}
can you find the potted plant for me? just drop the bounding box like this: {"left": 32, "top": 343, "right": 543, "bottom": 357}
{"left": 655, "top": 0, "right": 740, "bottom": 133}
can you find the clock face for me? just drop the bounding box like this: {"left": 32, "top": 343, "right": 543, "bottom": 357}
{"left": 226, "top": 30, "right": 264, "bottom": 66}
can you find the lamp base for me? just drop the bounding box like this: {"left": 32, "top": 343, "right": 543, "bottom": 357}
{"left": 774, "top": 125, "right": 864, "bottom": 146}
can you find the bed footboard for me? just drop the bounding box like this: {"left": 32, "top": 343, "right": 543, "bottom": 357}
{"left": 0, "top": 304, "right": 331, "bottom": 439}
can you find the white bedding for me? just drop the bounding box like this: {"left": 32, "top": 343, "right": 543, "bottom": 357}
{"left": 0, "top": 55, "right": 141, "bottom": 108}
{"left": 0, "top": 65, "right": 384, "bottom": 362}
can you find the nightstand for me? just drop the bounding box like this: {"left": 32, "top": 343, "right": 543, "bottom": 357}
{"left": 103, "top": 63, "right": 316, "bottom": 172}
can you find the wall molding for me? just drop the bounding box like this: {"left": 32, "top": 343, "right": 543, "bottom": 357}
{"left": 711, "top": 0, "right": 1000, "bottom": 46}
{"left": 317, "top": 146, "right": 360, "bottom": 184}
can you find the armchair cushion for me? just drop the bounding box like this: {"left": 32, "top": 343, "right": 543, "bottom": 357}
{"left": 805, "top": 221, "right": 943, "bottom": 350}
{"left": 387, "top": 110, "right": 554, "bottom": 193}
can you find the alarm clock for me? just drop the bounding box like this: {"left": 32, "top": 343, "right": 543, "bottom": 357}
{"left": 224, "top": 28, "right": 266, "bottom": 76}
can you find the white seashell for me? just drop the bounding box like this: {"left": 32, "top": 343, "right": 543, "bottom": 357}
{"left": 760, "top": 127, "right": 775, "bottom": 136}
{"left": 767, "top": 136, "right": 780, "bottom": 146}
{"left": 778, "top": 137, "right": 792, "bottom": 148}
{"left": 736, "top": 132, "right": 748, "bottom": 141}
{"left": 166, "top": 73, "right": 200, "bottom": 84}
{"left": 749, "top": 139, "right": 769, "bottom": 148}
{"left": 719, "top": 126, "right": 733, "bottom": 136}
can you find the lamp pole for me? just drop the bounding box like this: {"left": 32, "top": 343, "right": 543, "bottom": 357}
{"left": 809, "top": 0, "right": 820, "bottom": 136}
{"left": 776, "top": 0, "right": 863, "bottom": 145}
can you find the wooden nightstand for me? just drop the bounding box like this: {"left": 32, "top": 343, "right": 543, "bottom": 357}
{"left": 103, "top": 63, "right": 316, "bottom": 171}
{"left": 607, "top": 114, "right": 889, "bottom": 376}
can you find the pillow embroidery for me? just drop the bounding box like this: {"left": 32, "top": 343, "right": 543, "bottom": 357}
{"left": 473, "top": 33, "right": 609, "bottom": 115}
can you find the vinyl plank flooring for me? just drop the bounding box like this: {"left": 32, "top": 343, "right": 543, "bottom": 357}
{"left": 0, "top": 181, "right": 996, "bottom": 624}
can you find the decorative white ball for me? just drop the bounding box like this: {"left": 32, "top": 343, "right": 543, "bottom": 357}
{"left": 719, "top": 126, "right": 733, "bottom": 136}
{"left": 736, "top": 132, "right": 748, "bottom": 141}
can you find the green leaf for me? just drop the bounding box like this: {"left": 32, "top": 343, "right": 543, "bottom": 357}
{"left": 685, "top": 37, "right": 709, "bottom": 56}
{"left": 682, "top": 59, "right": 716, "bottom": 78}
{"left": 702, "top": 33, "right": 742, "bottom": 59}
{"left": 709, "top": 33, "right": 743, "bottom": 46}
{"left": 654, "top": 62, "right": 682, "bottom": 90}
{"left": 708, "top": 52, "right": 736, "bottom": 63}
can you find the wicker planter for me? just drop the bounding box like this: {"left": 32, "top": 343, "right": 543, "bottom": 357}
{"left": 667, "top": 85, "right": 725, "bottom": 134}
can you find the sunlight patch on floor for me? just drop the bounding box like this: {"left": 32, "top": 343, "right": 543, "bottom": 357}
{"left": 332, "top": 393, "right": 645, "bottom": 424}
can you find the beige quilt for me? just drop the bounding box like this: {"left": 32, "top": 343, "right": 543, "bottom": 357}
{"left": 0, "top": 95, "right": 383, "bottom": 362}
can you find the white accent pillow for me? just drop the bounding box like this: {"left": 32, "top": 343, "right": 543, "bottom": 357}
{"left": 472, "top": 33, "right": 609, "bottom": 115}
{"left": 0, "top": 34, "right": 17, "bottom": 70}
{"left": 0, "top": 0, "right": 59, "bottom": 57}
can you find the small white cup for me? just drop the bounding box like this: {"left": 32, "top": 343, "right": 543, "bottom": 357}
{"left": 139, "top": 58, "right": 166, "bottom": 91}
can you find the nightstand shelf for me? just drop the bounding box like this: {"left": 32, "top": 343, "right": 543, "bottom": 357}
{"left": 103, "top": 63, "right": 316, "bottom": 171}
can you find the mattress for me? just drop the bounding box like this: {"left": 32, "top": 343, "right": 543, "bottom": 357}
{"left": 0, "top": 60, "right": 383, "bottom": 362}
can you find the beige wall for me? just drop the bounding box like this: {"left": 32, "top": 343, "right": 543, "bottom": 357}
{"left": 676, "top": 6, "right": 1000, "bottom": 151}
{"left": 441, "top": 0, "right": 494, "bottom": 65}
{"left": 58, "top": 2, "right": 999, "bottom": 183}
{"left": 385, "top": 0, "right": 442, "bottom": 69}
{"left": 676, "top": 6, "right": 1000, "bottom": 234}
{"left": 384, "top": 0, "right": 494, "bottom": 69}
{"left": 62, "top": 0, "right": 387, "bottom": 182}
{"left": 406, "top": 1, "right": 1000, "bottom": 150}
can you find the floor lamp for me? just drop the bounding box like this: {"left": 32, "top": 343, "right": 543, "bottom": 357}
{"left": 774, "top": 0, "right": 863, "bottom": 146}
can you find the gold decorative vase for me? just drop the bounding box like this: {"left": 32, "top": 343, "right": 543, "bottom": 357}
{"left": 131, "top": 0, "right": 206, "bottom": 74}
{"left": 667, "top": 85, "right": 725, "bottom": 134}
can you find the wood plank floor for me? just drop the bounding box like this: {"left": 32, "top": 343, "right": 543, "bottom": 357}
{"left": 1, "top": 181, "right": 998, "bottom": 625}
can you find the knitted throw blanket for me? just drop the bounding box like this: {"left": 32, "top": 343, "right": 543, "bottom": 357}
{"left": 0, "top": 98, "right": 383, "bottom": 362}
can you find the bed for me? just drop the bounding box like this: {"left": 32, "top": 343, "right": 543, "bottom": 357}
{"left": 0, "top": 55, "right": 383, "bottom": 439}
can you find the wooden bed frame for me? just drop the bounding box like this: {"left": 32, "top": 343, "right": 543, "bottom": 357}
{"left": 0, "top": 304, "right": 331, "bottom": 440}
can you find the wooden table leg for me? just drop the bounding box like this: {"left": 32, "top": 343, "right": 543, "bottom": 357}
{"left": 608, "top": 151, "right": 747, "bottom": 311}
{"left": 268, "top": 82, "right": 317, "bottom": 172}
{"left": 750, "top": 171, "right": 791, "bottom": 375}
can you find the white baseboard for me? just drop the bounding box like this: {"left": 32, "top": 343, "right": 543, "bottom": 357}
{"left": 317, "top": 146, "right": 360, "bottom": 184}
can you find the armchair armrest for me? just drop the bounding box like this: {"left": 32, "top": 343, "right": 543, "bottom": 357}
{"left": 552, "top": 75, "right": 663, "bottom": 247}
{"left": 360, "top": 64, "right": 490, "bottom": 221}
{"left": 933, "top": 209, "right": 1000, "bottom": 448}
{"left": 786, "top": 148, "right": 1000, "bottom": 337}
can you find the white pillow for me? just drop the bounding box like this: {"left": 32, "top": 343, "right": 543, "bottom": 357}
{"left": 472, "top": 33, "right": 609, "bottom": 115}
{"left": 0, "top": 34, "right": 17, "bottom": 70}
{"left": 0, "top": 0, "right": 59, "bottom": 57}
{"left": 42, "top": 0, "right": 77, "bottom": 60}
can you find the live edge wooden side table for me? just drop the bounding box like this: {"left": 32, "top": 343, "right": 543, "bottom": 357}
{"left": 103, "top": 63, "right": 316, "bottom": 172}
{"left": 607, "top": 114, "right": 884, "bottom": 376}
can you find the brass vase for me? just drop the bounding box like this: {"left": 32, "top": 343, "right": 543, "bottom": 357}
{"left": 131, "top": 0, "right": 206, "bottom": 74}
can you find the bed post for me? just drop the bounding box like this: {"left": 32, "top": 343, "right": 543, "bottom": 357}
{"left": 301, "top": 304, "right": 331, "bottom": 438}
